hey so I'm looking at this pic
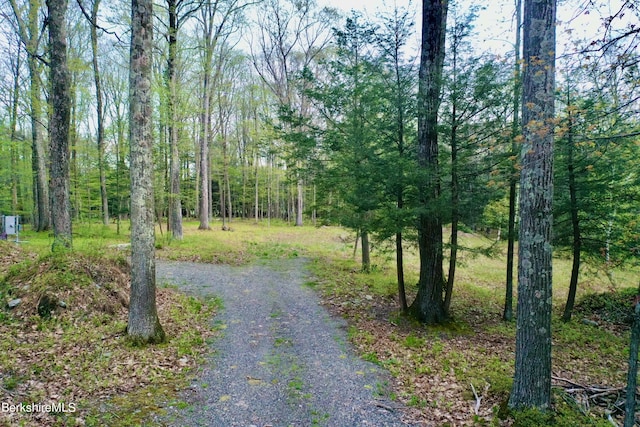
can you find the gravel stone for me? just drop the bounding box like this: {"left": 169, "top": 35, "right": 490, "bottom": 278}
{"left": 155, "top": 258, "right": 416, "bottom": 427}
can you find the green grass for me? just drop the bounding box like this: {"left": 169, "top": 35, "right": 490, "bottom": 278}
{"left": 5, "top": 218, "right": 638, "bottom": 426}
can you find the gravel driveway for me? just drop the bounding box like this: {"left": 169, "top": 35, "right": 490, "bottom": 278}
{"left": 154, "top": 258, "right": 415, "bottom": 427}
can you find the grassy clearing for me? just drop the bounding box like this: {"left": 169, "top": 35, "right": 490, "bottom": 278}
{"left": 3, "top": 219, "right": 637, "bottom": 426}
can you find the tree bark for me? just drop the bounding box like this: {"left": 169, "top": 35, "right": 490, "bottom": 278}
{"left": 296, "top": 178, "right": 303, "bottom": 226}
{"left": 9, "top": 43, "right": 21, "bottom": 215}
{"left": 624, "top": 297, "right": 640, "bottom": 427}
{"left": 562, "top": 98, "right": 581, "bottom": 322}
{"left": 198, "top": 71, "right": 211, "bottom": 230}
{"left": 167, "top": 0, "right": 183, "bottom": 239}
{"left": 128, "top": 0, "right": 165, "bottom": 344}
{"left": 410, "top": 0, "right": 448, "bottom": 324}
{"left": 9, "top": 0, "right": 51, "bottom": 231}
{"left": 445, "top": 31, "right": 460, "bottom": 314}
{"left": 47, "top": 0, "right": 73, "bottom": 250}
{"left": 504, "top": 0, "right": 522, "bottom": 322}
{"left": 89, "top": 0, "right": 110, "bottom": 226}
{"left": 361, "top": 229, "right": 371, "bottom": 273}
{"left": 509, "top": 0, "right": 556, "bottom": 411}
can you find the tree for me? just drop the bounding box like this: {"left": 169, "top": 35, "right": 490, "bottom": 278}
{"left": 46, "top": 0, "right": 73, "bottom": 250}
{"left": 410, "top": 0, "right": 448, "bottom": 324}
{"left": 128, "top": 0, "right": 165, "bottom": 344}
{"left": 310, "top": 13, "right": 388, "bottom": 272}
{"left": 195, "top": 0, "right": 247, "bottom": 230}
{"left": 503, "top": 0, "right": 522, "bottom": 322}
{"left": 80, "top": 0, "right": 110, "bottom": 226}
{"left": 553, "top": 58, "right": 640, "bottom": 321}
{"left": 509, "top": 0, "right": 556, "bottom": 411}
{"left": 624, "top": 290, "right": 640, "bottom": 427}
{"left": 251, "top": 0, "right": 337, "bottom": 227}
{"left": 8, "top": 0, "right": 51, "bottom": 232}
{"left": 159, "top": 0, "right": 203, "bottom": 239}
{"left": 440, "top": 6, "right": 510, "bottom": 313}
{"left": 375, "top": 5, "right": 415, "bottom": 311}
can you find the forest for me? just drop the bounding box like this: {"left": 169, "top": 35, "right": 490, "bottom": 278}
{"left": 0, "top": 0, "right": 639, "bottom": 425}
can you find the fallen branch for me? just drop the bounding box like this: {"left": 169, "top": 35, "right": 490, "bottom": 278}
{"left": 470, "top": 382, "right": 485, "bottom": 415}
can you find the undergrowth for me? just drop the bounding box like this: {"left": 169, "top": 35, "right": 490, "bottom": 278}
{"left": 2, "top": 220, "right": 637, "bottom": 426}
{"left": 0, "top": 241, "right": 219, "bottom": 426}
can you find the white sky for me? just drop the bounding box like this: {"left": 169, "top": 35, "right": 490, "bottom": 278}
{"left": 317, "top": 0, "right": 616, "bottom": 61}
{"left": 318, "top": 0, "right": 523, "bottom": 57}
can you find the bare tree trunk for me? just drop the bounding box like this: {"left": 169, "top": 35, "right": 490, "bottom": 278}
{"left": 410, "top": 0, "right": 448, "bottom": 324}
{"left": 47, "top": 0, "right": 73, "bottom": 250}
{"left": 562, "top": 98, "right": 581, "bottom": 322}
{"left": 504, "top": 0, "right": 522, "bottom": 322}
{"left": 128, "top": 0, "right": 165, "bottom": 344}
{"left": 509, "top": 0, "right": 556, "bottom": 411}
{"left": 254, "top": 153, "right": 259, "bottom": 223}
{"left": 9, "top": 0, "right": 51, "bottom": 231}
{"left": 9, "top": 43, "right": 21, "bottom": 215}
{"left": 296, "top": 178, "right": 303, "bottom": 226}
{"left": 167, "top": 0, "right": 183, "bottom": 239}
{"left": 198, "top": 79, "right": 211, "bottom": 229}
{"left": 445, "top": 39, "right": 459, "bottom": 313}
{"left": 88, "top": 0, "right": 110, "bottom": 226}
{"left": 361, "top": 230, "right": 371, "bottom": 273}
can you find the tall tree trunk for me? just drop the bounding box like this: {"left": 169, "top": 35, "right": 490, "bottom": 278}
{"left": 562, "top": 101, "right": 581, "bottom": 322}
{"left": 9, "top": 45, "right": 21, "bottom": 215}
{"left": 198, "top": 78, "right": 211, "bottom": 230}
{"left": 390, "top": 11, "right": 409, "bottom": 312}
{"left": 445, "top": 120, "right": 458, "bottom": 313}
{"left": 509, "top": 0, "right": 556, "bottom": 411}
{"left": 296, "top": 178, "right": 303, "bottom": 226}
{"left": 167, "top": 0, "right": 183, "bottom": 239}
{"left": 504, "top": 0, "right": 522, "bottom": 322}
{"left": 221, "top": 120, "right": 232, "bottom": 229}
{"left": 445, "top": 32, "right": 459, "bottom": 313}
{"left": 9, "top": 0, "right": 51, "bottom": 231}
{"left": 89, "top": 0, "right": 109, "bottom": 226}
{"left": 410, "top": 0, "right": 448, "bottom": 324}
{"left": 47, "top": 0, "right": 73, "bottom": 251}
{"left": 128, "top": 0, "right": 165, "bottom": 344}
{"left": 254, "top": 153, "right": 260, "bottom": 223}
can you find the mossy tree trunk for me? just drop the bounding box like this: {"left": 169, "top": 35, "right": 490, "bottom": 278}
{"left": 509, "top": 0, "right": 556, "bottom": 411}
{"left": 46, "top": 0, "right": 72, "bottom": 251}
{"left": 128, "top": 0, "right": 165, "bottom": 344}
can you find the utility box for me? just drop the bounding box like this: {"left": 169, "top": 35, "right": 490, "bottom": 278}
{"left": 3, "top": 216, "right": 19, "bottom": 235}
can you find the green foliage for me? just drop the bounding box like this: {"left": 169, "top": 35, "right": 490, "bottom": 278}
{"left": 574, "top": 287, "right": 637, "bottom": 326}
{"left": 506, "top": 389, "right": 612, "bottom": 427}
{"left": 553, "top": 72, "right": 640, "bottom": 270}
